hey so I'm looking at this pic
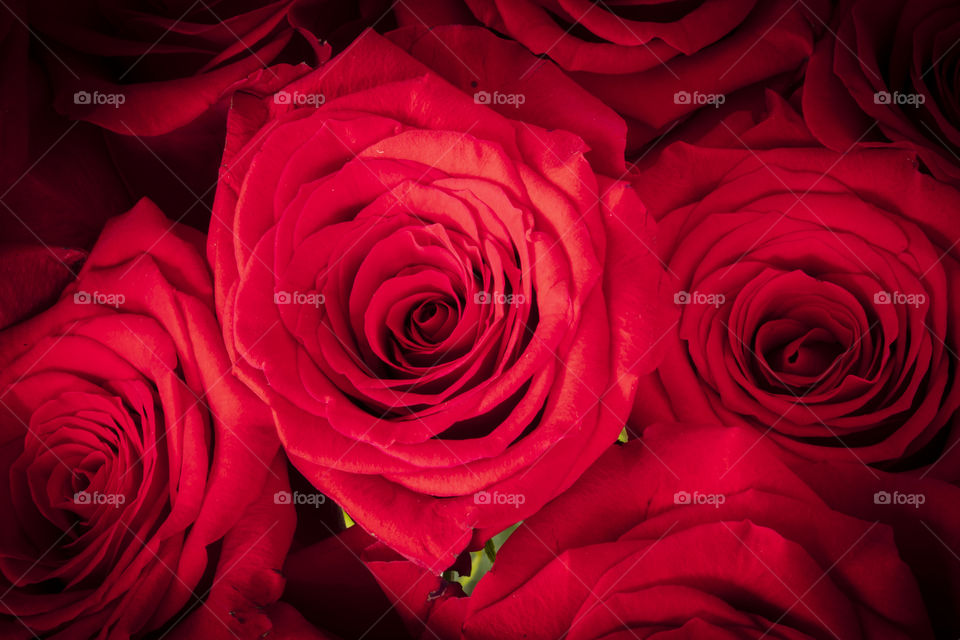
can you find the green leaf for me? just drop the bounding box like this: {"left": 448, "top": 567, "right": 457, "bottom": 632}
{"left": 454, "top": 522, "right": 521, "bottom": 594}
{"left": 483, "top": 538, "right": 497, "bottom": 564}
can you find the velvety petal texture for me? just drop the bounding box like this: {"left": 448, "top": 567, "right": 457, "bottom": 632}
{"left": 630, "top": 95, "right": 960, "bottom": 479}
{"left": 17, "top": 0, "right": 395, "bottom": 232}
{"left": 208, "top": 26, "right": 670, "bottom": 571}
{"left": 32, "top": 0, "right": 332, "bottom": 137}
{"left": 372, "top": 424, "right": 960, "bottom": 638}
{"left": 0, "top": 199, "right": 293, "bottom": 639}
{"left": 396, "top": 0, "right": 831, "bottom": 149}
{"left": 804, "top": 0, "right": 960, "bottom": 186}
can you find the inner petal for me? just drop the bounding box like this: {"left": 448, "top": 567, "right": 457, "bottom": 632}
{"left": 757, "top": 321, "right": 845, "bottom": 380}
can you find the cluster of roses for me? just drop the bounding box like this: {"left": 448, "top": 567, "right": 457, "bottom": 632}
{"left": 2, "top": 0, "right": 960, "bottom": 638}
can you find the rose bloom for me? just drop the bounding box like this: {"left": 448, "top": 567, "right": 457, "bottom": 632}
{"left": 371, "top": 424, "right": 960, "bottom": 639}
{"left": 0, "top": 200, "right": 294, "bottom": 639}
{"left": 805, "top": 0, "right": 960, "bottom": 186}
{"left": 629, "top": 95, "right": 960, "bottom": 478}
{"left": 20, "top": 0, "right": 391, "bottom": 226}
{"left": 395, "top": 0, "right": 830, "bottom": 148}
{"left": 32, "top": 0, "right": 336, "bottom": 137}
{"left": 209, "top": 25, "right": 668, "bottom": 570}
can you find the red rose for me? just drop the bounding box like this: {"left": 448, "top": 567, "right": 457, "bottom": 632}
{"left": 396, "top": 0, "right": 830, "bottom": 149}
{"left": 373, "top": 424, "right": 960, "bottom": 638}
{"left": 32, "top": 0, "right": 331, "bottom": 137}
{"left": 630, "top": 95, "right": 960, "bottom": 478}
{"left": 0, "top": 200, "right": 294, "bottom": 639}
{"left": 209, "top": 26, "right": 670, "bottom": 571}
{"left": 20, "top": 0, "right": 392, "bottom": 227}
{"left": 804, "top": 0, "right": 960, "bottom": 186}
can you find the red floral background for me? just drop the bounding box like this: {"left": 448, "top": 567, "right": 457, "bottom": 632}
{"left": 1, "top": 1, "right": 959, "bottom": 638}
